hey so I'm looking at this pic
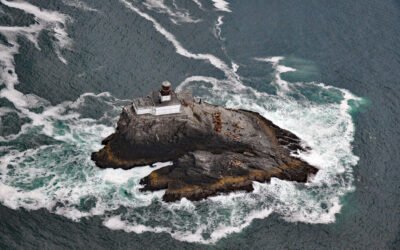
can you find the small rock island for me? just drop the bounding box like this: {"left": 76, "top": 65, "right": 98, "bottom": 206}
{"left": 91, "top": 82, "right": 318, "bottom": 202}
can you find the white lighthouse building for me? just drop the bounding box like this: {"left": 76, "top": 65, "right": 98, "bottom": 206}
{"left": 132, "top": 81, "right": 181, "bottom": 116}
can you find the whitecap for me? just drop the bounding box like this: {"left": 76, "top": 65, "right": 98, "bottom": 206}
{"left": 211, "top": 0, "right": 231, "bottom": 12}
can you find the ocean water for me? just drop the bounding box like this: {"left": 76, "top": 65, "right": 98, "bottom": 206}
{"left": 0, "top": 0, "right": 399, "bottom": 249}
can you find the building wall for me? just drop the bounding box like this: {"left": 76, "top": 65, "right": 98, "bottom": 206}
{"left": 160, "top": 95, "right": 171, "bottom": 102}
{"left": 133, "top": 105, "right": 153, "bottom": 115}
{"left": 154, "top": 105, "right": 181, "bottom": 116}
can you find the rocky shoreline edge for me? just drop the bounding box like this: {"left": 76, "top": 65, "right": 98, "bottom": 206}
{"left": 91, "top": 92, "right": 318, "bottom": 202}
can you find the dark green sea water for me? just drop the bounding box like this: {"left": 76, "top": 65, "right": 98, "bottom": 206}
{"left": 0, "top": 0, "right": 399, "bottom": 249}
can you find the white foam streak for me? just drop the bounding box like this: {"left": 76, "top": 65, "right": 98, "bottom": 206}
{"left": 176, "top": 75, "right": 246, "bottom": 93}
{"left": 213, "top": 15, "right": 224, "bottom": 40}
{"left": 210, "top": 208, "right": 273, "bottom": 241}
{"left": 102, "top": 162, "right": 172, "bottom": 185}
{"left": 120, "top": 0, "right": 239, "bottom": 83}
{"left": 0, "top": 0, "right": 72, "bottom": 66}
{"left": 104, "top": 216, "right": 170, "bottom": 233}
{"left": 191, "top": 0, "right": 204, "bottom": 9}
{"left": 143, "top": 0, "right": 200, "bottom": 24}
{"left": 1, "top": 0, "right": 67, "bottom": 22}
{"left": 255, "top": 56, "right": 296, "bottom": 95}
{"left": 62, "top": 0, "right": 98, "bottom": 12}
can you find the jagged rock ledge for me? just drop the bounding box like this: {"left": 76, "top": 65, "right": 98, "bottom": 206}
{"left": 91, "top": 92, "right": 318, "bottom": 202}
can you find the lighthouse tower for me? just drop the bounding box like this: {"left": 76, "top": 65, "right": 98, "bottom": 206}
{"left": 159, "top": 81, "right": 172, "bottom": 102}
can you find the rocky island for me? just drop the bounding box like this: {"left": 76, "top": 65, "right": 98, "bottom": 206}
{"left": 91, "top": 82, "right": 318, "bottom": 202}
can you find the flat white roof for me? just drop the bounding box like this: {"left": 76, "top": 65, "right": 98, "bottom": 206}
{"left": 133, "top": 96, "right": 154, "bottom": 109}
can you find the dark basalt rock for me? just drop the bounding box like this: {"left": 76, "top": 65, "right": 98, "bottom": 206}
{"left": 91, "top": 92, "right": 318, "bottom": 202}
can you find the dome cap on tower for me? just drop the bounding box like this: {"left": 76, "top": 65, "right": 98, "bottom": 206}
{"left": 162, "top": 81, "right": 171, "bottom": 88}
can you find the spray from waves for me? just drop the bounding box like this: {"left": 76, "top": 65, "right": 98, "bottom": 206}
{"left": 142, "top": 0, "right": 201, "bottom": 24}
{"left": 0, "top": 0, "right": 362, "bottom": 245}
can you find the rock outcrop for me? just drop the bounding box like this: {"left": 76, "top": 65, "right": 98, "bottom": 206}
{"left": 91, "top": 92, "right": 318, "bottom": 202}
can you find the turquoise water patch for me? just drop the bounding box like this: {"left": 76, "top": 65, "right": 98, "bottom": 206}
{"left": 0, "top": 112, "right": 31, "bottom": 137}
{"left": 348, "top": 97, "right": 370, "bottom": 116}
{"left": 280, "top": 56, "right": 320, "bottom": 83}
{"left": 289, "top": 83, "right": 345, "bottom": 104}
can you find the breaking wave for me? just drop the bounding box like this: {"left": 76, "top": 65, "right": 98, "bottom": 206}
{"left": 0, "top": 0, "right": 363, "bottom": 244}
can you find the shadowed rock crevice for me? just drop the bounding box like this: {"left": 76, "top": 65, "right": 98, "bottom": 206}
{"left": 92, "top": 93, "right": 318, "bottom": 202}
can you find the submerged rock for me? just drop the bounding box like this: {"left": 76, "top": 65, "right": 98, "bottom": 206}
{"left": 91, "top": 92, "right": 318, "bottom": 202}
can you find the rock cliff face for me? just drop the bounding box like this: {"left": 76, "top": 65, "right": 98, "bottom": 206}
{"left": 91, "top": 93, "right": 318, "bottom": 202}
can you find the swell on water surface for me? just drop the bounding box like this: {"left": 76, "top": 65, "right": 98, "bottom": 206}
{"left": 0, "top": 0, "right": 363, "bottom": 244}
